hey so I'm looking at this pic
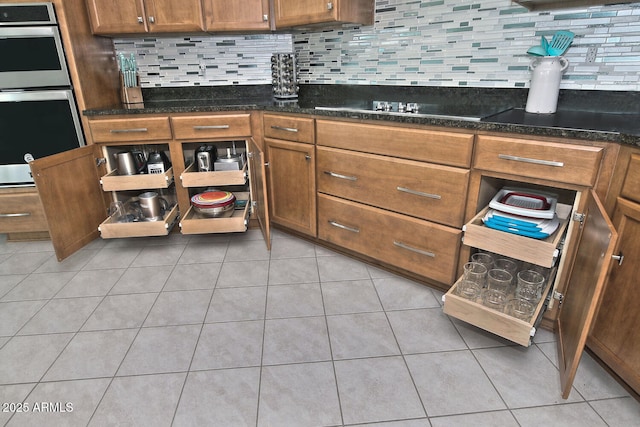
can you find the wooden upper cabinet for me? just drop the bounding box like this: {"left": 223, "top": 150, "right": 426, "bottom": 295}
{"left": 273, "top": 0, "right": 374, "bottom": 28}
{"left": 203, "top": 0, "right": 271, "bottom": 31}
{"left": 86, "top": 0, "right": 147, "bottom": 34}
{"left": 86, "top": 0, "right": 204, "bottom": 35}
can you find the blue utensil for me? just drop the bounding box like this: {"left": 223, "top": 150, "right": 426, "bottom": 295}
{"left": 547, "top": 31, "right": 574, "bottom": 56}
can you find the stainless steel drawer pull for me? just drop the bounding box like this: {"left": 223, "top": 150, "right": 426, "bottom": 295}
{"left": 324, "top": 171, "right": 358, "bottom": 181}
{"left": 110, "top": 128, "right": 148, "bottom": 133}
{"left": 397, "top": 186, "right": 441, "bottom": 200}
{"left": 271, "top": 125, "right": 298, "bottom": 133}
{"left": 393, "top": 241, "right": 435, "bottom": 258}
{"left": 0, "top": 212, "right": 31, "bottom": 218}
{"left": 328, "top": 220, "right": 360, "bottom": 233}
{"left": 498, "top": 154, "right": 564, "bottom": 167}
{"left": 193, "top": 125, "right": 230, "bottom": 130}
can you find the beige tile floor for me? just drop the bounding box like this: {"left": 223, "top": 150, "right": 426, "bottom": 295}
{"left": 0, "top": 229, "right": 639, "bottom": 426}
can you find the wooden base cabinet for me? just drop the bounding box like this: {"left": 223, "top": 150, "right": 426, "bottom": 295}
{"left": 264, "top": 114, "right": 316, "bottom": 237}
{"left": 589, "top": 199, "right": 640, "bottom": 395}
{"left": 443, "top": 133, "right": 619, "bottom": 399}
{"left": 28, "top": 112, "right": 270, "bottom": 261}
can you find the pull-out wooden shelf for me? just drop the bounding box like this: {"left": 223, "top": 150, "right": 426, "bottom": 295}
{"left": 179, "top": 193, "right": 250, "bottom": 235}
{"left": 100, "top": 168, "right": 174, "bottom": 191}
{"left": 180, "top": 162, "right": 247, "bottom": 188}
{"left": 444, "top": 274, "right": 553, "bottom": 346}
{"left": 98, "top": 204, "right": 179, "bottom": 239}
{"left": 462, "top": 203, "right": 571, "bottom": 268}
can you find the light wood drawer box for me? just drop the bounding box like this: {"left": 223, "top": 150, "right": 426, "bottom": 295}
{"left": 474, "top": 135, "right": 603, "bottom": 186}
{"left": 98, "top": 204, "right": 179, "bottom": 239}
{"left": 316, "top": 120, "right": 474, "bottom": 168}
{"left": 620, "top": 153, "right": 640, "bottom": 204}
{"left": 89, "top": 117, "right": 172, "bottom": 142}
{"left": 264, "top": 114, "right": 315, "bottom": 143}
{"left": 179, "top": 192, "right": 250, "bottom": 234}
{"left": 0, "top": 191, "right": 48, "bottom": 233}
{"left": 100, "top": 168, "right": 174, "bottom": 191}
{"left": 317, "top": 146, "right": 469, "bottom": 228}
{"left": 180, "top": 162, "right": 247, "bottom": 188}
{"left": 463, "top": 204, "right": 571, "bottom": 268}
{"left": 318, "top": 193, "right": 462, "bottom": 285}
{"left": 171, "top": 114, "right": 251, "bottom": 139}
{"left": 443, "top": 274, "right": 553, "bottom": 347}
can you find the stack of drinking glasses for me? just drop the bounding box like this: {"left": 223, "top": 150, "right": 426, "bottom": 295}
{"left": 455, "top": 251, "right": 546, "bottom": 321}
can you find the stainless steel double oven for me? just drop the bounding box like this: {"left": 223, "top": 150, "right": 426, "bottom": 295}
{"left": 0, "top": 2, "right": 84, "bottom": 187}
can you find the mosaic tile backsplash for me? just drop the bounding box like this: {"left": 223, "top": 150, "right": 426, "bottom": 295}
{"left": 113, "top": 0, "right": 640, "bottom": 91}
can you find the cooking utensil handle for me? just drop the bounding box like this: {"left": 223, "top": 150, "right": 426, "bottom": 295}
{"left": 396, "top": 186, "right": 442, "bottom": 200}
{"left": 328, "top": 220, "right": 360, "bottom": 233}
{"left": 110, "top": 128, "right": 148, "bottom": 134}
{"left": 324, "top": 171, "right": 357, "bottom": 181}
{"left": 393, "top": 241, "right": 435, "bottom": 258}
{"left": 193, "top": 125, "right": 230, "bottom": 130}
{"left": 0, "top": 212, "right": 30, "bottom": 218}
{"left": 270, "top": 125, "right": 298, "bottom": 133}
{"left": 498, "top": 154, "right": 564, "bottom": 167}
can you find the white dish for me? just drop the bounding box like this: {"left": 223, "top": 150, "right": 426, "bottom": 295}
{"left": 489, "top": 187, "right": 558, "bottom": 219}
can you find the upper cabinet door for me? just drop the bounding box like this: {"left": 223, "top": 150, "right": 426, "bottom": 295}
{"left": 29, "top": 145, "right": 108, "bottom": 261}
{"left": 86, "top": 0, "right": 204, "bottom": 35}
{"left": 274, "top": 0, "right": 374, "bottom": 28}
{"left": 86, "top": 0, "right": 148, "bottom": 34}
{"left": 556, "top": 189, "right": 618, "bottom": 399}
{"left": 144, "top": 0, "right": 204, "bottom": 33}
{"left": 203, "top": 0, "right": 271, "bottom": 32}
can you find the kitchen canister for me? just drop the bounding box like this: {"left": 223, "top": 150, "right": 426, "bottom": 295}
{"left": 525, "top": 56, "right": 569, "bottom": 114}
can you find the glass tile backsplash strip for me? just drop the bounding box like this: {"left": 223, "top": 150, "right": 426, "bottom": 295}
{"left": 113, "top": 0, "right": 640, "bottom": 91}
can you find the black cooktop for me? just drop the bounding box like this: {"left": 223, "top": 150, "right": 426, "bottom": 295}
{"left": 482, "top": 108, "right": 640, "bottom": 136}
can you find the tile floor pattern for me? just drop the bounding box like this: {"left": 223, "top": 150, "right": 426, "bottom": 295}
{"left": 0, "top": 230, "right": 639, "bottom": 427}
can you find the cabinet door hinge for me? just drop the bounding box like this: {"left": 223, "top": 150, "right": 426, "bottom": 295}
{"left": 553, "top": 291, "right": 564, "bottom": 305}
{"left": 96, "top": 158, "right": 107, "bottom": 167}
{"left": 572, "top": 212, "right": 585, "bottom": 226}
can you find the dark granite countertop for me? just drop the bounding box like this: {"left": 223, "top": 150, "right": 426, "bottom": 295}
{"left": 83, "top": 85, "right": 640, "bottom": 147}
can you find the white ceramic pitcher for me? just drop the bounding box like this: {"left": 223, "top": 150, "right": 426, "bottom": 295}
{"left": 525, "top": 56, "right": 569, "bottom": 114}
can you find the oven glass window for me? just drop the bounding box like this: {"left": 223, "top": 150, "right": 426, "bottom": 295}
{"left": 0, "top": 37, "right": 62, "bottom": 72}
{"left": 0, "top": 98, "right": 80, "bottom": 165}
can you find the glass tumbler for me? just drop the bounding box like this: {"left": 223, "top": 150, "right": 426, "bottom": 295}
{"left": 455, "top": 280, "right": 482, "bottom": 301}
{"left": 507, "top": 298, "right": 535, "bottom": 321}
{"left": 471, "top": 252, "right": 494, "bottom": 270}
{"left": 463, "top": 262, "right": 488, "bottom": 287}
{"left": 516, "top": 270, "right": 545, "bottom": 302}
{"left": 482, "top": 289, "right": 508, "bottom": 312}
{"left": 487, "top": 269, "right": 513, "bottom": 294}
{"left": 494, "top": 258, "right": 518, "bottom": 280}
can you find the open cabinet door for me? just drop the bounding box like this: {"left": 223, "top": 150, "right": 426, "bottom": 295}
{"left": 29, "top": 145, "right": 108, "bottom": 261}
{"left": 248, "top": 138, "right": 271, "bottom": 249}
{"left": 557, "top": 189, "right": 618, "bottom": 399}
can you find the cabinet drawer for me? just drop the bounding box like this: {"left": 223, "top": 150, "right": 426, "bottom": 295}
{"left": 264, "top": 114, "right": 314, "bottom": 143}
{"left": 316, "top": 120, "right": 474, "bottom": 168}
{"left": 0, "top": 191, "right": 48, "bottom": 233}
{"left": 474, "top": 135, "right": 603, "bottom": 186}
{"left": 317, "top": 146, "right": 469, "bottom": 228}
{"left": 171, "top": 114, "right": 251, "bottom": 139}
{"left": 318, "top": 194, "right": 461, "bottom": 284}
{"left": 180, "top": 162, "right": 247, "bottom": 188}
{"left": 443, "top": 275, "right": 553, "bottom": 347}
{"left": 179, "top": 193, "right": 250, "bottom": 234}
{"left": 463, "top": 204, "right": 571, "bottom": 268}
{"left": 98, "top": 204, "right": 179, "bottom": 239}
{"left": 620, "top": 153, "right": 640, "bottom": 204}
{"left": 100, "top": 168, "right": 174, "bottom": 191}
{"left": 89, "top": 117, "right": 172, "bottom": 142}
